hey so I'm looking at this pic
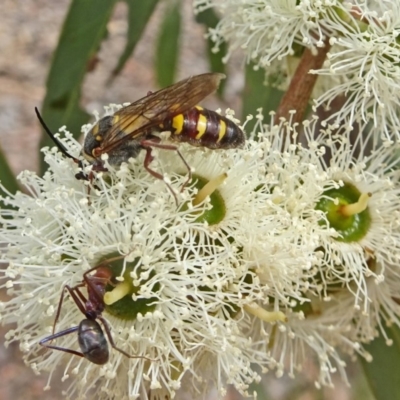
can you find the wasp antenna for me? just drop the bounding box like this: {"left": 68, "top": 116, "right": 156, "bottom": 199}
{"left": 35, "top": 107, "right": 78, "bottom": 163}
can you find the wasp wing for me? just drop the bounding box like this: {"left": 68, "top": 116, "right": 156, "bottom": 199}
{"left": 97, "top": 72, "right": 225, "bottom": 153}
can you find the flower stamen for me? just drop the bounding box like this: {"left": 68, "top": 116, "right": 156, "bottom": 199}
{"left": 104, "top": 280, "right": 131, "bottom": 305}
{"left": 243, "top": 303, "right": 287, "bottom": 323}
{"left": 193, "top": 173, "right": 228, "bottom": 205}
{"left": 339, "top": 192, "right": 371, "bottom": 217}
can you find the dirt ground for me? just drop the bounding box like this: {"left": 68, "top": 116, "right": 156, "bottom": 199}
{"left": 0, "top": 1, "right": 359, "bottom": 399}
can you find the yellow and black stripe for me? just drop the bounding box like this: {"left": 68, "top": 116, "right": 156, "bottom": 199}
{"left": 161, "top": 106, "right": 245, "bottom": 149}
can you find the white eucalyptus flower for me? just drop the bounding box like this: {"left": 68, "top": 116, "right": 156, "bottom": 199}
{"left": 194, "top": 0, "right": 339, "bottom": 67}
{"left": 195, "top": 1, "right": 400, "bottom": 141}
{"left": 2, "top": 104, "right": 400, "bottom": 397}
{"left": 253, "top": 115, "right": 400, "bottom": 308}
{"left": 0, "top": 124, "right": 285, "bottom": 399}
{"left": 242, "top": 113, "right": 400, "bottom": 386}
{"left": 311, "top": 2, "right": 400, "bottom": 139}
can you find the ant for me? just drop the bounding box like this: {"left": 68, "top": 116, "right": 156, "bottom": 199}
{"left": 40, "top": 257, "right": 151, "bottom": 365}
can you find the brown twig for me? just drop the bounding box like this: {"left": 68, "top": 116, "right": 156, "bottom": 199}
{"left": 276, "top": 40, "right": 331, "bottom": 125}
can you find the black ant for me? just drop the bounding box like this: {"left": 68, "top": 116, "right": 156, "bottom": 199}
{"left": 39, "top": 257, "right": 151, "bottom": 365}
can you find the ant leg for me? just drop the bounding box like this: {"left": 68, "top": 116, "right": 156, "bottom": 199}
{"left": 52, "top": 285, "right": 68, "bottom": 335}
{"left": 64, "top": 285, "right": 88, "bottom": 316}
{"left": 141, "top": 139, "right": 192, "bottom": 192}
{"left": 52, "top": 283, "right": 84, "bottom": 335}
{"left": 82, "top": 254, "right": 128, "bottom": 281}
{"left": 92, "top": 254, "right": 128, "bottom": 267}
{"left": 39, "top": 326, "right": 84, "bottom": 359}
{"left": 98, "top": 316, "right": 155, "bottom": 362}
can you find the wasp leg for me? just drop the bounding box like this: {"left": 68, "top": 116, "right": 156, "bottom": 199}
{"left": 141, "top": 138, "right": 192, "bottom": 193}
{"left": 141, "top": 145, "right": 178, "bottom": 205}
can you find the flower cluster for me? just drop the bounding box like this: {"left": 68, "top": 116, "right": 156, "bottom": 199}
{"left": 1, "top": 107, "right": 400, "bottom": 398}
{"left": 195, "top": 1, "right": 400, "bottom": 139}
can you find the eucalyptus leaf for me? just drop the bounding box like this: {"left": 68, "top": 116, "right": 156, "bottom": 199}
{"left": 155, "top": 1, "right": 181, "bottom": 88}
{"left": 39, "top": 0, "right": 118, "bottom": 173}
{"left": 360, "top": 325, "right": 400, "bottom": 400}
{"left": 195, "top": 7, "right": 227, "bottom": 95}
{"left": 242, "top": 63, "right": 284, "bottom": 132}
{"left": 248, "top": 380, "right": 272, "bottom": 400}
{"left": 111, "top": 0, "right": 160, "bottom": 79}
{"left": 0, "top": 146, "right": 19, "bottom": 200}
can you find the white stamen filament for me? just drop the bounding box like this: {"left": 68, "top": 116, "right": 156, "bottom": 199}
{"left": 244, "top": 303, "right": 287, "bottom": 323}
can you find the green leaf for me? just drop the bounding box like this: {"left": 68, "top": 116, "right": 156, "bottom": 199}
{"left": 248, "top": 381, "right": 272, "bottom": 400}
{"left": 39, "top": 0, "right": 118, "bottom": 173}
{"left": 155, "top": 1, "right": 181, "bottom": 88}
{"left": 0, "top": 146, "right": 19, "bottom": 200}
{"left": 111, "top": 0, "right": 160, "bottom": 79}
{"left": 195, "top": 8, "right": 227, "bottom": 95}
{"left": 242, "top": 63, "right": 284, "bottom": 132}
{"left": 360, "top": 325, "right": 400, "bottom": 400}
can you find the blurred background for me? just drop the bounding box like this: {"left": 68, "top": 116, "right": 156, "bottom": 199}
{"left": 0, "top": 1, "right": 375, "bottom": 399}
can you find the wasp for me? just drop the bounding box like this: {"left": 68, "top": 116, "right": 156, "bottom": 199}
{"left": 36, "top": 73, "right": 245, "bottom": 199}
{"left": 39, "top": 258, "right": 153, "bottom": 365}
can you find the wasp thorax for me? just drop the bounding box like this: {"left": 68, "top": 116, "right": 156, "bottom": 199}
{"left": 82, "top": 114, "right": 143, "bottom": 166}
